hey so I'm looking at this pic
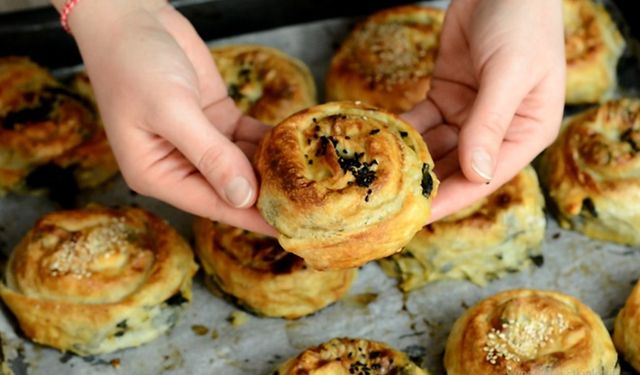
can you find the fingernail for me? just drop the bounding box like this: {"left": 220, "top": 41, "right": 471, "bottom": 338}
{"left": 471, "top": 149, "right": 493, "bottom": 182}
{"left": 225, "top": 176, "right": 254, "bottom": 208}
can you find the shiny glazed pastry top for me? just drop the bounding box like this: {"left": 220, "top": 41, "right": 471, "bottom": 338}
{"left": 563, "top": 0, "right": 625, "bottom": 104}
{"left": 614, "top": 279, "right": 640, "bottom": 373}
{"left": 0, "top": 205, "right": 198, "bottom": 355}
{"left": 445, "top": 289, "right": 619, "bottom": 375}
{"left": 539, "top": 98, "right": 640, "bottom": 245}
{"left": 255, "top": 101, "right": 438, "bottom": 270}
{"left": 326, "top": 5, "right": 444, "bottom": 113}
{"left": 211, "top": 44, "right": 317, "bottom": 125}
{"left": 273, "top": 337, "right": 430, "bottom": 375}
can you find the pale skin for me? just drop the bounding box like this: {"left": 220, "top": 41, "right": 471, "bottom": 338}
{"left": 52, "top": 0, "right": 565, "bottom": 234}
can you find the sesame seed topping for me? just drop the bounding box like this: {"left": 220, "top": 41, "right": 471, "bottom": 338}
{"left": 483, "top": 313, "right": 568, "bottom": 365}
{"left": 48, "top": 217, "right": 130, "bottom": 278}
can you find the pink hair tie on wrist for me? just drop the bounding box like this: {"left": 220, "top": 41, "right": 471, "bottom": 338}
{"left": 60, "top": 0, "right": 81, "bottom": 33}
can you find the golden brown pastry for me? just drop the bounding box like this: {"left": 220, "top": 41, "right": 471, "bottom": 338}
{"left": 614, "top": 280, "right": 640, "bottom": 372}
{"left": 564, "top": 0, "right": 625, "bottom": 104}
{"left": 255, "top": 101, "right": 439, "bottom": 270}
{"left": 539, "top": 98, "right": 640, "bottom": 245}
{"left": 0, "top": 205, "right": 198, "bottom": 355}
{"left": 325, "top": 5, "right": 444, "bottom": 113}
{"left": 192, "top": 218, "right": 356, "bottom": 319}
{"left": 445, "top": 289, "right": 619, "bottom": 375}
{"left": 52, "top": 72, "right": 118, "bottom": 190}
{"left": 379, "top": 166, "right": 545, "bottom": 290}
{"left": 0, "top": 57, "right": 98, "bottom": 194}
{"left": 211, "top": 44, "right": 317, "bottom": 125}
{"left": 273, "top": 337, "right": 430, "bottom": 375}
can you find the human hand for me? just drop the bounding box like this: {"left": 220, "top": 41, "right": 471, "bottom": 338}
{"left": 402, "top": 0, "right": 565, "bottom": 222}
{"left": 53, "top": 0, "right": 275, "bottom": 234}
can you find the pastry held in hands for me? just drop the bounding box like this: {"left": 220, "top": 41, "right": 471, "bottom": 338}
{"left": 445, "top": 289, "right": 619, "bottom": 375}
{"left": 563, "top": 0, "right": 625, "bottom": 104}
{"left": 193, "top": 218, "right": 356, "bottom": 319}
{"left": 539, "top": 98, "right": 640, "bottom": 245}
{"left": 273, "top": 337, "right": 430, "bottom": 375}
{"left": 211, "top": 44, "right": 317, "bottom": 125}
{"left": 255, "top": 101, "right": 439, "bottom": 270}
{"left": 326, "top": 5, "right": 444, "bottom": 113}
{"left": 614, "top": 279, "right": 640, "bottom": 372}
{"left": 379, "top": 166, "right": 546, "bottom": 290}
{"left": 0, "top": 206, "right": 198, "bottom": 355}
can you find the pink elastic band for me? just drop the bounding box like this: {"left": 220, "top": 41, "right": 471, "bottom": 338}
{"left": 60, "top": 0, "right": 81, "bottom": 33}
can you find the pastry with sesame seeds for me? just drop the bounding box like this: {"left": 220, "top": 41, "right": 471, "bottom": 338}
{"left": 538, "top": 98, "right": 640, "bottom": 245}
{"left": 192, "top": 218, "right": 356, "bottom": 319}
{"left": 210, "top": 44, "right": 317, "bottom": 126}
{"left": 0, "top": 205, "right": 198, "bottom": 355}
{"left": 325, "top": 5, "right": 444, "bottom": 113}
{"left": 563, "top": 0, "right": 625, "bottom": 105}
{"left": 444, "top": 289, "right": 619, "bottom": 375}
{"left": 614, "top": 279, "right": 640, "bottom": 372}
{"left": 273, "top": 337, "right": 430, "bottom": 375}
{"left": 255, "top": 101, "right": 439, "bottom": 270}
{"left": 378, "top": 166, "right": 546, "bottom": 291}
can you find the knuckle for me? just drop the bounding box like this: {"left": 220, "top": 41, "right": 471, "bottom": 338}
{"left": 197, "top": 145, "right": 229, "bottom": 179}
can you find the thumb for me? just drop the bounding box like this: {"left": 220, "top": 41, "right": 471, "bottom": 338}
{"left": 458, "top": 57, "right": 529, "bottom": 183}
{"left": 158, "top": 96, "right": 258, "bottom": 208}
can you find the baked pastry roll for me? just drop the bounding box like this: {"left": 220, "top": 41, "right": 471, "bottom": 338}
{"left": 564, "top": 0, "right": 625, "bottom": 104}
{"left": 0, "top": 57, "right": 98, "bottom": 194}
{"left": 325, "top": 5, "right": 444, "bottom": 113}
{"left": 0, "top": 206, "right": 198, "bottom": 355}
{"left": 273, "top": 337, "right": 430, "bottom": 375}
{"left": 211, "top": 44, "right": 317, "bottom": 125}
{"left": 51, "top": 72, "right": 118, "bottom": 190}
{"left": 445, "top": 289, "right": 619, "bottom": 375}
{"left": 255, "top": 101, "right": 439, "bottom": 270}
{"left": 539, "top": 98, "right": 640, "bottom": 245}
{"left": 192, "top": 218, "right": 356, "bottom": 319}
{"left": 379, "top": 166, "right": 545, "bottom": 291}
{"left": 614, "top": 279, "right": 640, "bottom": 372}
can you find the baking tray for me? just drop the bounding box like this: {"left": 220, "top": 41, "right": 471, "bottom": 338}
{"left": 2, "top": 0, "right": 640, "bottom": 374}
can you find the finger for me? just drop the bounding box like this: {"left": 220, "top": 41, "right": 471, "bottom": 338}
{"left": 458, "top": 56, "right": 530, "bottom": 183}
{"left": 432, "top": 148, "right": 460, "bottom": 181}
{"left": 400, "top": 98, "right": 443, "bottom": 133}
{"left": 422, "top": 124, "right": 459, "bottom": 160}
{"left": 156, "top": 6, "right": 227, "bottom": 105}
{"left": 154, "top": 95, "right": 258, "bottom": 209}
{"left": 235, "top": 141, "right": 258, "bottom": 161}
{"left": 234, "top": 115, "right": 272, "bottom": 144}
{"left": 429, "top": 138, "right": 537, "bottom": 223}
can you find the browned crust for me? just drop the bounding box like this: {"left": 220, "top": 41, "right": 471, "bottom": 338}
{"left": 192, "top": 218, "right": 355, "bottom": 319}
{"left": 255, "top": 101, "right": 438, "bottom": 270}
{"left": 326, "top": 5, "right": 444, "bottom": 113}
{"left": 211, "top": 44, "right": 317, "bottom": 125}
{"left": 275, "top": 337, "right": 429, "bottom": 374}
{"left": 445, "top": 289, "right": 618, "bottom": 375}
{"left": 0, "top": 206, "right": 198, "bottom": 353}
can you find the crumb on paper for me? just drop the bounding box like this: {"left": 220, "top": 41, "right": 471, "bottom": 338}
{"left": 191, "top": 325, "right": 209, "bottom": 336}
{"left": 110, "top": 358, "right": 121, "bottom": 369}
{"left": 227, "top": 311, "right": 249, "bottom": 327}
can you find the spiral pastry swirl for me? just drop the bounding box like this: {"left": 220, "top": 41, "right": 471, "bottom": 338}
{"left": 379, "top": 166, "right": 546, "bottom": 290}
{"left": 0, "top": 57, "right": 99, "bottom": 193}
{"left": 614, "top": 280, "right": 640, "bottom": 372}
{"left": 539, "top": 98, "right": 640, "bottom": 245}
{"left": 0, "top": 206, "right": 198, "bottom": 355}
{"left": 563, "top": 0, "right": 625, "bottom": 104}
{"left": 326, "top": 5, "right": 444, "bottom": 113}
{"left": 211, "top": 44, "right": 317, "bottom": 125}
{"left": 273, "top": 337, "right": 430, "bottom": 375}
{"left": 445, "top": 289, "right": 619, "bottom": 375}
{"left": 255, "top": 101, "right": 438, "bottom": 270}
{"left": 193, "top": 218, "right": 356, "bottom": 319}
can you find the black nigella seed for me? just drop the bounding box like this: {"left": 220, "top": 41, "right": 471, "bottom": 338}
{"left": 421, "top": 163, "right": 434, "bottom": 198}
{"left": 399, "top": 131, "right": 408, "bottom": 138}
{"left": 582, "top": 197, "right": 598, "bottom": 218}
{"left": 530, "top": 255, "right": 544, "bottom": 267}
{"left": 369, "top": 129, "right": 380, "bottom": 135}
